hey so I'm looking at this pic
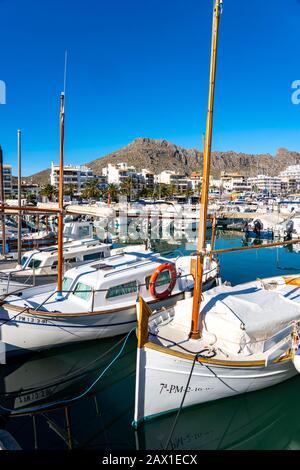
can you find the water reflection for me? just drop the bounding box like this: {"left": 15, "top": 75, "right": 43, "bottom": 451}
{"left": 1, "top": 233, "right": 300, "bottom": 449}
{"left": 1, "top": 332, "right": 300, "bottom": 450}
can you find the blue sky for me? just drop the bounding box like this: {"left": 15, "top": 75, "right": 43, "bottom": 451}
{"left": 0, "top": 0, "right": 299, "bottom": 175}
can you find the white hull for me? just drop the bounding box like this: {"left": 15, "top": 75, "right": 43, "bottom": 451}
{"left": 0, "top": 280, "right": 216, "bottom": 356}
{"left": 134, "top": 346, "right": 296, "bottom": 426}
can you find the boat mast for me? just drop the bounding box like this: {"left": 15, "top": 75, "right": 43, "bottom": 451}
{"left": 17, "top": 130, "right": 22, "bottom": 265}
{"left": 0, "top": 145, "right": 6, "bottom": 257}
{"left": 56, "top": 92, "right": 65, "bottom": 300}
{"left": 189, "top": 0, "right": 222, "bottom": 339}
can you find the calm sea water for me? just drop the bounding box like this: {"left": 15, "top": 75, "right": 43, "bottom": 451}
{"left": 1, "top": 231, "right": 300, "bottom": 450}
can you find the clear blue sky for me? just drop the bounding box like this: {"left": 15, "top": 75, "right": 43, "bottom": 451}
{"left": 0, "top": 0, "right": 299, "bottom": 175}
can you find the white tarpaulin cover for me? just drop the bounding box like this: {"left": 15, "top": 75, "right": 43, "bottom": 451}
{"left": 201, "top": 284, "right": 300, "bottom": 356}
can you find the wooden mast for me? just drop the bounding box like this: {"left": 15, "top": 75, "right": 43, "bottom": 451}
{"left": 189, "top": 0, "right": 222, "bottom": 339}
{"left": 17, "top": 130, "right": 22, "bottom": 265}
{"left": 56, "top": 92, "right": 65, "bottom": 300}
{"left": 0, "top": 145, "right": 6, "bottom": 256}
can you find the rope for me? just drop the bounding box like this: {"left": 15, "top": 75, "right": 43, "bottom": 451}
{"left": 164, "top": 351, "right": 201, "bottom": 450}
{"left": 0, "top": 328, "right": 135, "bottom": 415}
{"left": 0, "top": 306, "right": 30, "bottom": 326}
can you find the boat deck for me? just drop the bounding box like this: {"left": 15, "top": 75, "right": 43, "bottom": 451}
{"left": 5, "top": 290, "right": 91, "bottom": 314}
{"left": 149, "top": 281, "right": 300, "bottom": 362}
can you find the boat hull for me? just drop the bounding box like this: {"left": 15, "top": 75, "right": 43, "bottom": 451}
{"left": 133, "top": 345, "right": 297, "bottom": 426}
{"left": 0, "top": 279, "right": 216, "bottom": 356}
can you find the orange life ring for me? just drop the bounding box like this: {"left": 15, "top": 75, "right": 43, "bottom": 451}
{"left": 284, "top": 277, "right": 300, "bottom": 287}
{"left": 149, "top": 262, "right": 177, "bottom": 300}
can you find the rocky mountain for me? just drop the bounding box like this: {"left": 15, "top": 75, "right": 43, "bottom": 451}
{"left": 23, "top": 138, "right": 300, "bottom": 185}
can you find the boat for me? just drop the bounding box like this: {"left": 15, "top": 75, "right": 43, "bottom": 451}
{"left": 133, "top": 0, "right": 300, "bottom": 427}
{"left": 136, "top": 372, "right": 300, "bottom": 450}
{"left": 0, "top": 249, "right": 218, "bottom": 355}
{"left": 0, "top": 238, "right": 112, "bottom": 294}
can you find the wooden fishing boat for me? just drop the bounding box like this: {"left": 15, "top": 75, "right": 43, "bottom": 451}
{"left": 0, "top": 250, "right": 218, "bottom": 355}
{"left": 133, "top": 0, "right": 300, "bottom": 427}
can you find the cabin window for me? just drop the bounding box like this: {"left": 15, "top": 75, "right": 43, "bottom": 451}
{"left": 78, "top": 226, "right": 91, "bottom": 238}
{"left": 106, "top": 281, "right": 137, "bottom": 299}
{"left": 62, "top": 276, "right": 73, "bottom": 292}
{"left": 28, "top": 259, "right": 42, "bottom": 269}
{"left": 145, "top": 270, "right": 171, "bottom": 290}
{"left": 51, "top": 261, "right": 58, "bottom": 270}
{"left": 73, "top": 282, "right": 92, "bottom": 301}
{"left": 64, "top": 226, "right": 72, "bottom": 236}
{"left": 83, "top": 252, "right": 103, "bottom": 262}
{"left": 21, "top": 256, "right": 28, "bottom": 267}
{"left": 66, "top": 257, "right": 76, "bottom": 265}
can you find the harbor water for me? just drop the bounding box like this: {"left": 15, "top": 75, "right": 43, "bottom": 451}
{"left": 1, "top": 231, "right": 300, "bottom": 450}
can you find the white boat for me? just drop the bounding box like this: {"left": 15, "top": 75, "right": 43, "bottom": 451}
{"left": 0, "top": 250, "right": 219, "bottom": 356}
{"left": 0, "top": 238, "right": 113, "bottom": 294}
{"left": 133, "top": 0, "right": 300, "bottom": 428}
{"left": 133, "top": 276, "right": 300, "bottom": 426}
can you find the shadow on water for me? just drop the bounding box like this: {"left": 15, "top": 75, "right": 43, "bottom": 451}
{"left": 1, "top": 333, "right": 300, "bottom": 450}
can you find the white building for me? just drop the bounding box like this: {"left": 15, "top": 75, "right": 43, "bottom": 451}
{"left": 102, "top": 163, "right": 153, "bottom": 192}
{"left": 156, "top": 171, "right": 191, "bottom": 193}
{"left": 248, "top": 174, "right": 282, "bottom": 194}
{"left": 280, "top": 165, "right": 300, "bottom": 191}
{"left": 141, "top": 169, "right": 154, "bottom": 190}
{"left": 50, "top": 162, "right": 97, "bottom": 195}
{"left": 220, "top": 172, "right": 251, "bottom": 193}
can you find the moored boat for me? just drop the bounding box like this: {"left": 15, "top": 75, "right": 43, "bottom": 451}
{"left": 0, "top": 250, "right": 219, "bottom": 356}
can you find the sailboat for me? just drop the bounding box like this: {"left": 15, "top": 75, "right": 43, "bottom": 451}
{"left": 133, "top": 0, "right": 300, "bottom": 427}
{"left": 0, "top": 93, "right": 219, "bottom": 356}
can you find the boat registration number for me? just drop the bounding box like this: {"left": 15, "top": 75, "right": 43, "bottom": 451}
{"left": 17, "top": 315, "right": 49, "bottom": 324}
{"left": 159, "top": 383, "right": 212, "bottom": 394}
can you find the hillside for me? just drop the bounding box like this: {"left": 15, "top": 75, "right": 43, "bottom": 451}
{"left": 22, "top": 168, "right": 51, "bottom": 186}
{"left": 24, "top": 138, "right": 300, "bottom": 185}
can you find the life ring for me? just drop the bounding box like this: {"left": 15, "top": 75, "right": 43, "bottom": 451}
{"left": 284, "top": 277, "right": 300, "bottom": 287}
{"left": 149, "top": 263, "right": 177, "bottom": 300}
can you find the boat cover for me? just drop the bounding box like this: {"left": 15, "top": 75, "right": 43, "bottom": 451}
{"left": 202, "top": 284, "right": 300, "bottom": 356}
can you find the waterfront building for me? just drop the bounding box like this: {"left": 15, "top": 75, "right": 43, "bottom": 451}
{"left": 50, "top": 162, "right": 96, "bottom": 195}
{"left": 280, "top": 165, "right": 300, "bottom": 191}
{"left": 102, "top": 163, "right": 154, "bottom": 193}
{"left": 248, "top": 174, "right": 282, "bottom": 194}
{"left": 156, "top": 171, "right": 191, "bottom": 193}
{"left": 220, "top": 172, "right": 251, "bottom": 193}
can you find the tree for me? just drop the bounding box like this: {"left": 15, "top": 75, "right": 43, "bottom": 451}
{"left": 185, "top": 187, "right": 194, "bottom": 199}
{"left": 168, "top": 184, "right": 177, "bottom": 198}
{"left": 120, "top": 177, "right": 135, "bottom": 201}
{"left": 25, "top": 192, "right": 37, "bottom": 205}
{"left": 64, "top": 184, "right": 75, "bottom": 199}
{"left": 137, "top": 187, "right": 153, "bottom": 199}
{"left": 40, "top": 184, "right": 57, "bottom": 202}
{"left": 81, "top": 179, "right": 101, "bottom": 201}
{"left": 105, "top": 183, "right": 119, "bottom": 203}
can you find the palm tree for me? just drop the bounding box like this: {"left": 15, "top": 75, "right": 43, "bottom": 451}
{"left": 81, "top": 179, "right": 101, "bottom": 201}
{"left": 185, "top": 188, "right": 194, "bottom": 199}
{"left": 40, "top": 184, "right": 57, "bottom": 202}
{"left": 64, "top": 184, "right": 75, "bottom": 199}
{"left": 105, "top": 183, "right": 118, "bottom": 203}
{"left": 120, "top": 177, "right": 135, "bottom": 201}
{"left": 168, "top": 184, "right": 177, "bottom": 198}
{"left": 25, "top": 192, "right": 37, "bottom": 205}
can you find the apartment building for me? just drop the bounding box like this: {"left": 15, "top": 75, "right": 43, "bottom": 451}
{"left": 50, "top": 162, "right": 96, "bottom": 195}
{"left": 248, "top": 174, "right": 282, "bottom": 193}
{"left": 156, "top": 171, "right": 191, "bottom": 193}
